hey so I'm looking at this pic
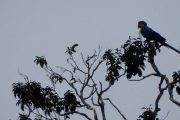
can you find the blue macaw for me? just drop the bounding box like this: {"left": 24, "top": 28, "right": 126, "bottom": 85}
{"left": 138, "top": 21, "right": 180, "bottom": 54}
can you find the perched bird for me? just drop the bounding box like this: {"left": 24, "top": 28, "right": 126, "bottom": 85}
{"left": 138, "top": 21, "right": 180, "bottom": 54}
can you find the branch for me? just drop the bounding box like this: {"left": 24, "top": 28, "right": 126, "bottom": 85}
{"left": 59, "top": 111, "right": 92, "bottom": 120}
{"left": 18, "top": 71, "right": 29, "bottom": 82}
{"left": 128, "top": 73, "right": 158, "bottom": 81}
{"left": 81, "top": 53, "right": 89, "bottom": 68}
{"left": 69, "top": 55, "right": 88, "bottom": 74}
{"left": 154, "top": 78, "right": 167, "bottom": 116}
{"left": 104, "top": 98, "right": 127, "bottom": 120}
{"left": 148, "top": 49, "right": 180, "bottom": 110}
{"left": 100, "top": 82, "right": 112, "bottom": 95}
{"left": 91, "top": 60, "right": 104, "bottom": 78}
{"left": 84, "top": 84, "right": 97, "bottom": 100}
{"left": 161, "top": 111, "right": 169, "bottom": 120}
{"left": 90, "top": 47, "right": 102, "bottom": 68}
{"left": 29, "top": 109, "right": 52, "bottom": 120}
{"left": 91, "top": 96, "right": 100, "bottom": 107}
{"left": 95, "top": 82, "right": 112, "bottom": 120}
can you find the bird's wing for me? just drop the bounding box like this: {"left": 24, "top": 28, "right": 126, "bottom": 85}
{"left": 141, "top": 27, "right": 166, "bottom": 44}
{"left": 150, "top": 31, "right": 166, "bottom": 44}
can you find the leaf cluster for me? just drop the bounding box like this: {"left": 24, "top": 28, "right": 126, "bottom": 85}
{"left": 18, "top": 113, "right": 32, "bottom": 120}
{"left": 172, "top": 71, "right": 180, "bottom": 95}
{"left": 50, "top": 73, "right": 63, "bottom": 84}
{"left": 13, "top": 39, "right": 169, "bottom": 120}
{"left": 34, "top": 56, "right": 47, "bottom": 68}
{"left": 64, "top": 90, "right": 80, "bottom": 118}
{"left": 121, "top": 39, "right": 146, "bottom": 79}
{"left": 13, "top": 82, "right": 79, "bottom": 117}
{"left": 103, "top": 49, "right": 122, "bottom": 84}
{"left": 138, "top": 106, "right": 158, "bottom": 120}
{"left": 13, "top": 82, "right": 64, "bottom": 115}
{"left": 103, "top": 38, "right": 162, "bottom": 83}
{"left": 65, "top": 44, "right": 79, "bottom": 55}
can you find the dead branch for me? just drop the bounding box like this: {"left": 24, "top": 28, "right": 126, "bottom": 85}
{"left": 104, "top": 98, "right": 127, "bottom": 120}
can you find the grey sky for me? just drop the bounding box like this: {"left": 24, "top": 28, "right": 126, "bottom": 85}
{"left": 0, "top": 0, "right": 180, "bottom": 119}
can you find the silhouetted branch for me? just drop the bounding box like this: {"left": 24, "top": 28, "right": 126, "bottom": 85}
{"left": 153, "top": 78, "right": 166, "bottom": 116}
{"left": 161, "top": 111, "right": 169, "bottom": 120}
{"left": 84, "top": 84, "right": 97, "bottom": 100}
{"left": 91, "top": 96, "right": 100, "bottom": 107}
{"left": 14, "top": 41, "right": 180, "bottom": 120}
{"left": 104, "top": 98, "right": 127, "bottom": 120}
{"left": 128, "top": 73, "right": 158, "bottom": 81}
{"left": 59, "top": 111, "right": 92, "bottom": 120}
{"left": 148, "top": 47, "right": 180, "bottom": 117}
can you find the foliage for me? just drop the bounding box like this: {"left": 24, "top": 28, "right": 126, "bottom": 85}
{"left": 138, "top": 105, "right": 156, "bottom": 120}
{"left": 13, "top": 82, "right": 64, "bottom": 115}
{"left": 19, "top": 114, "right": 32, "bottom": 120}
{"left": 65, "top": 44, "right": 79, "bottom": 55}
{"left": 121, "top": 38, "right": 161, "bottom": 79}
{"left": 34, "top": 56, "right": 47, "bottom": 68}
{"left": 121, "top": 39, "right": 146, "bottom": 79}
{"left": 64, "top": 90, "right": 80, "bottom": 114}
{"left": 172, "top": 71, "right": 180, "bottom": 95}
{"left": 12, "top": 39, "right": 180, "bottom": 120}
{"left": 13, "top": 81, "right": 79, "bottom": 119}
{"left": 103, "top": 49, "right": 122, "bottom": 84}
{"left": 50, "top": 73, "right": 63, "bottom": 84}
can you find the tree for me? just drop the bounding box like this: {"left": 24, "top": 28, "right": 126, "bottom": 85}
{"left": 12, "top": 38, "right": 180, "bottom": 120}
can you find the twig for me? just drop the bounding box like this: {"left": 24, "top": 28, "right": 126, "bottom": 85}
{"left": 161, "top": 111, "right": 169, "bottom": 120}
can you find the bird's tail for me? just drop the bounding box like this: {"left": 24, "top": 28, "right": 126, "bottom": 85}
{"left": 164, "top": 43, "right": 180, "bottom": 54}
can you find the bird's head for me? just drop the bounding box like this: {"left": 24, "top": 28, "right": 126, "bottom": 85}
{"left": 138, "top": 21, "right": 147, "bottom": 29}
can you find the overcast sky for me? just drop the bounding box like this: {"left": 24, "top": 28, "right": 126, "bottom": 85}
{"left": 0, "top": 0, "right": 180, "bottom": 119}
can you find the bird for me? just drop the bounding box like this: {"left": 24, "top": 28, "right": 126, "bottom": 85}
{"left": 138, "top": 21, "right": 180, "bottom": 54}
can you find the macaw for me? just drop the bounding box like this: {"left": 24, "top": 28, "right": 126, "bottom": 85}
{"left": 138, "top": 21, "right": 180, "bottom": 54}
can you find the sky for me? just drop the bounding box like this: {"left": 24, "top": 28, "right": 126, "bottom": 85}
{"left": 0, "top": 0, "right": 180, "bottom": 119}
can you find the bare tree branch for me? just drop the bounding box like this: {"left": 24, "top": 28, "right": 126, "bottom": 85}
{"left": 128, "top": 73, "right": 159, "bottom": 81}
{"left": 59, "top": 111, "right": 92, "bottom": 120}
{"left": 147, "top": 48, "right": 180, "bottom": 117}
{"left": 104, "top": 98, "right": 127, "bottom": 120}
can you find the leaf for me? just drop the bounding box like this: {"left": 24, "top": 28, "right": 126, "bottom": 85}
{"left": 34, "top": 56, "right": 47, "bottom": 68}
{"left": 176, "top": 86, "right": 180, "bottom": 95}
{"left": 66, "top": 44, "right": 79, "bottom": 55}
